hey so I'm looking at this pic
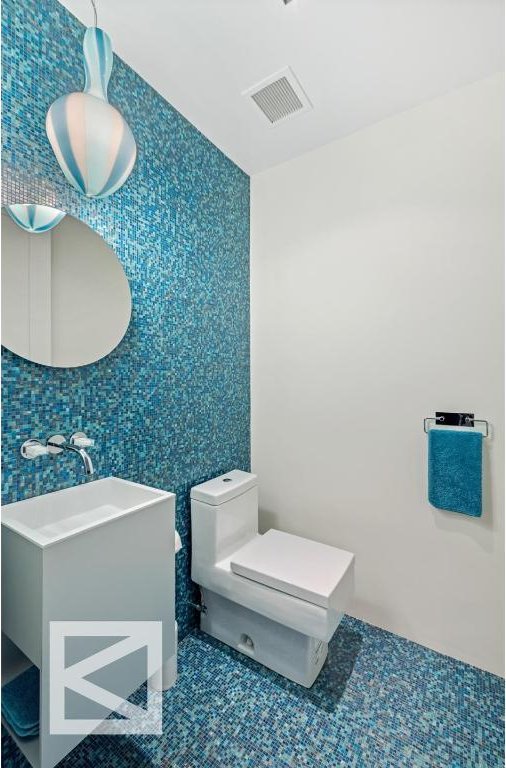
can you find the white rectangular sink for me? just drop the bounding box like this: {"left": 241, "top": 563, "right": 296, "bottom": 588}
{"left": 2, "top": 477, "right": 170, "bottom": 548}
{"left": 2, "top": 476, "right": 176, "bottom": 768}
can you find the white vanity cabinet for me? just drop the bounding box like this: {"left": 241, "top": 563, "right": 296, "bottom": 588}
{"left": 2, "top": 477, "right": 176, "bottom": 768}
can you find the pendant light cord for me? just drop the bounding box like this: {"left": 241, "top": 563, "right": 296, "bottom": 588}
{"left": 90, "top": 0, "right": 98, "bottom": 27}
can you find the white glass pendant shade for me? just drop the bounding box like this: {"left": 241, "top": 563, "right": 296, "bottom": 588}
{"left": 5, "top": 204, "right": 66, "bottom": 233}
{"left": 46, "top": 27, "right": 137, "bottom": 199}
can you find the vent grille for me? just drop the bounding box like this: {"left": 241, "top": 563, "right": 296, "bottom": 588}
{"left": 243, "top": 67, "right": 312, "bottom": 125}
{"left": 251, "top": 77, "right": 303, "bottom": 123}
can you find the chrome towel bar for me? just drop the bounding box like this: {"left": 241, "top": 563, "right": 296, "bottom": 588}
{"left": 423, "top": 412, "right": 489, "bottom": 437}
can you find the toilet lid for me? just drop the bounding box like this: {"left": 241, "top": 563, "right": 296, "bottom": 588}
{"left": 230, "top": 529, "right": 354, "bottom": 609}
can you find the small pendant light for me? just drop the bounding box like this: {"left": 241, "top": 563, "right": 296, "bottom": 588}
{"left": 5, "top": 204, "right": 66, "bottom": 233}
{"left": 46, "top": 1, "right": 136, "bottom": 199}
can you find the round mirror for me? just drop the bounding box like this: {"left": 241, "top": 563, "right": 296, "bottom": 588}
{"left": 1, "top": 206, "right": 131, "bottom": 367}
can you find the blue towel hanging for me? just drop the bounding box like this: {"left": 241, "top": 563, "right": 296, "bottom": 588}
{"left": 428, "top": 428, "right": 483, "bottom": 517}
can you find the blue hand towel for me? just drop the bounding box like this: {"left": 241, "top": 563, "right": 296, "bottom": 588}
{"left": 2, "top": 665, "right": 39, "bottom": 739}
{"left": 428, "top": 428, "right": 482, "bottom": 517}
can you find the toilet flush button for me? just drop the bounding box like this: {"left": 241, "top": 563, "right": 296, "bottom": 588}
{"left": 222, "top": 478, "right": 232, "bottom": 482}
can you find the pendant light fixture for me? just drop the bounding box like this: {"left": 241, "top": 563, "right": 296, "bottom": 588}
{"left": 5, "top": 204, "right": 66, "bottom": 233}
{"left": 46, "top": 1, "right": 137, "bottom": 199}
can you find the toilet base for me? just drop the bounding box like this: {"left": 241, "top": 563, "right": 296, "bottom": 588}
{"left": 200, "top": 588, "right": 329, "bottom": 688}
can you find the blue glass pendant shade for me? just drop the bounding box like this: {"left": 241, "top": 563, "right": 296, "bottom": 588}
{"left": 46, "top": 27, "right": 137, "bottom": 199}
{"left": 5, "top": 204, "right": 66, "bottom": 233}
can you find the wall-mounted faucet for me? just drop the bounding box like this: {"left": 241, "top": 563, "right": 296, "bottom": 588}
{"left": 68, "top": 432, "right": 95, "bottom": 476}
{"left": 21, "top": 431, "right": 95, "bottom": 477}
{"left": 47, "top": 432, "right": 95, "bottom": 476}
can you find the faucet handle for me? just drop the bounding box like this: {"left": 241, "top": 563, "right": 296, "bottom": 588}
{"left": 46, "top": 434, "right": 66, "bottom": 455}
{"left": 70, "top": 432, "right": 94, "bottom": 448}
{"left": 21, "top": 439, "right": 50, "bottom": 459}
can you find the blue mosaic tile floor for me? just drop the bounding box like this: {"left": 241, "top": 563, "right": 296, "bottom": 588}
{"left": 2, "top": 616, "right": 504, "bottom": 767}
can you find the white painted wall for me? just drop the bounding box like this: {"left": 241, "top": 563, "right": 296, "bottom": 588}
{"left": 251, "top": 74, "right": 504, "bottom": 676}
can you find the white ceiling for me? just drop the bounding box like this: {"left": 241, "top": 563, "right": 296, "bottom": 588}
{"left": 60, "top": 0, "right": 504, "bottom": 175}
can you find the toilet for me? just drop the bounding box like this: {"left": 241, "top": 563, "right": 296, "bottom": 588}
{"left": 191, "top": 469, "right": 354, "bottom": 687}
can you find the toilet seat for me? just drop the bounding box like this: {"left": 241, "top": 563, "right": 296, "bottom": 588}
{"left": 230, "top": 529, "right": 354, "bottom": 609}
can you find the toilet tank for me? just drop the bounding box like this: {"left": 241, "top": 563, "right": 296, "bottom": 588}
{"left": 191, "top": 470, "right": 258, "bottom": 567}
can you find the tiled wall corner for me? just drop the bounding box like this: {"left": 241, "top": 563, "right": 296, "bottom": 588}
{"left": 1, "top": 0, "right": 250, "bottom": 639}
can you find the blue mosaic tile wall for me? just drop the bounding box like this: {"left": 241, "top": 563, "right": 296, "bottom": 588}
{"left": 1, "top": 0, "right": 250, "bottom": 639}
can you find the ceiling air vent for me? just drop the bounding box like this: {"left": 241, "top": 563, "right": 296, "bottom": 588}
{"left": 243, "top": 67, "right": 312, "bottom": 125}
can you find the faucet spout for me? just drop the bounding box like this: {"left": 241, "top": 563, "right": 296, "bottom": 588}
{"left": 65, "top": 444, "right": 95, "bottom": 476}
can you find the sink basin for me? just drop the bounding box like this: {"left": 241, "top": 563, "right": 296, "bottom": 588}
{"left": 2, "top": 477, "right": 172, "bottom": 548}
{"left": 2, "top": 477, "right": 176, "bottom": 768}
